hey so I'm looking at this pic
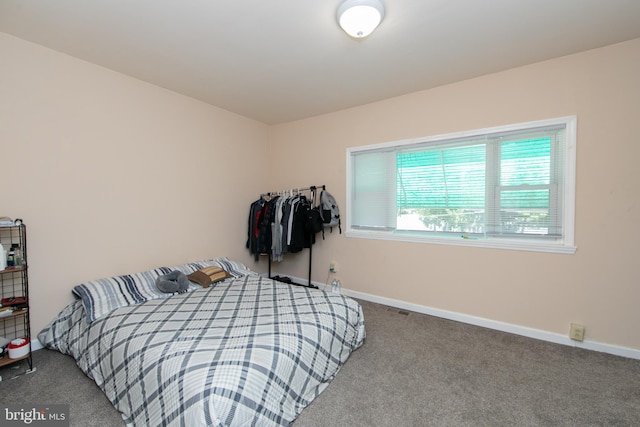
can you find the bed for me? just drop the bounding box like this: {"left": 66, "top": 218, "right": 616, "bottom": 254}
{"left": 38, "top": 258, "right": 365, "bottom": 426}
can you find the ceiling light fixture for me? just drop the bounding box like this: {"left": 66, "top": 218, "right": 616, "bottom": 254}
{"left": 337, "top": 0, "right": 385, "bottom": 39}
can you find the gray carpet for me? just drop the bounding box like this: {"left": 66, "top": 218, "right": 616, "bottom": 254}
{"left": 1, "top": 299, "right": 639, "bottom": 426}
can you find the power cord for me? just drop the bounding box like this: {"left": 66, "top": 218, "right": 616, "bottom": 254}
{"left": 322, "top": 271, "right": 331, "bottom": 291}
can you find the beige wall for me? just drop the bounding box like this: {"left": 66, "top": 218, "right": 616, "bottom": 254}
{"left": 2, "top": 31, "right": 639, "bottom": 354}
{"left": 0, "top": 33, "right": 269, "bottom": 334}
{"left": 269, "top": 38, "right": 640, "bottom": 351}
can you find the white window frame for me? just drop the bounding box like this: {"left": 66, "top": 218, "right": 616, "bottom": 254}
{"left": 346, "top": 116, "right": 577, "bottom": 254}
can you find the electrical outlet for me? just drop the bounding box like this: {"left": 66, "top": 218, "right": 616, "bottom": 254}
{"left": 570, "top": 323, "right": 585, "bottom": 342}
{"left": 329, "top": 261, "right": 337, "bottom": 273}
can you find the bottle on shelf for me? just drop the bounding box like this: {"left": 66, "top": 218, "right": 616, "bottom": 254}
{"left": 12, "top": 244, "right": 23, "bottom": 266}
{"left": 7, "top": 245, "right": 15, "bottom": 267}
{"left": 0, "top": 244, "right": 5, "bottom": 270}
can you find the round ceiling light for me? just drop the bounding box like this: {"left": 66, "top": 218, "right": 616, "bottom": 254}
{"left": 337, "top": 0, "right": 385, "bottom": 39}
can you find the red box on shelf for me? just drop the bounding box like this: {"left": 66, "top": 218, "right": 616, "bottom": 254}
{"left": 1, "top": 296, "right": 27, "bottom": 307}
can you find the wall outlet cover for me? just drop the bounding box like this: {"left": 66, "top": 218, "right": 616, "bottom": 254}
{"left": 570, "top": 323, "right": 585, "bottom": 342}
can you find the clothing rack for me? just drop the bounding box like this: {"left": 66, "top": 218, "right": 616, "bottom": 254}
{"left": 263, "top": 184, "right": 325, "bottom": 289}
{"left": 260, "top": 185, "right": 325, "bottom": 200}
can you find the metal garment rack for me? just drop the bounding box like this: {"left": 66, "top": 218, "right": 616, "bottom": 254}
{"left": 263, "top": 185, "right": 324, "bottom": 289}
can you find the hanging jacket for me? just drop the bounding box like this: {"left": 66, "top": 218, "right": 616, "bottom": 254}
{"left": 271, "top": 197, "right": 286, "bottom": 262}
{"left": 289, "top": 196, "right": 313, "bottom": 252}
{"left": 246, "top": 198, "right": 266, "bottom": 261}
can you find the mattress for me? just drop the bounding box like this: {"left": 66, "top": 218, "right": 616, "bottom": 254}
{"left": 38, "top": 263, "right": 365, "bottom": 426}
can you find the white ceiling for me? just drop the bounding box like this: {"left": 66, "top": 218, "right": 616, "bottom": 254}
{"left": 2, "top": 0, "right": 640, "bottom": 124}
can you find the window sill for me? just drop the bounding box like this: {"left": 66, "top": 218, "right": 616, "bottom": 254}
{"left": 345, "top": 229, "right": 577, "bottom": 255}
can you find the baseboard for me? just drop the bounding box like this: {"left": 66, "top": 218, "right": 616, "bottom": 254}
{"left": 268, "top": 272, "right": 640, "bottom": 360}
{"left": 31, "top": 338, "right": 44, "bottom": 351}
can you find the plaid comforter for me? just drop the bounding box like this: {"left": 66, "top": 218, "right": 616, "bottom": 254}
{"left": 38, "top": 275, "right": 365, "bottom": 426}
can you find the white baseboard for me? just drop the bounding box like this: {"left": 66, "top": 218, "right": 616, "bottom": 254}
{"left": 31, "top": 338, "right": 44, "bottom": 351}
{"left": 268, "top": 272, "right": 640, "bottom": 360}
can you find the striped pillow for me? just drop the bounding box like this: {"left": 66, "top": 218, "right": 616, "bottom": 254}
{"left": 72, "top": 257, "right": 256, "bottom": 323}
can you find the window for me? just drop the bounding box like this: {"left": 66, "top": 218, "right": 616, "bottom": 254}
{"left": 347, "top": 117, "right": 576, "bottom": 254}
